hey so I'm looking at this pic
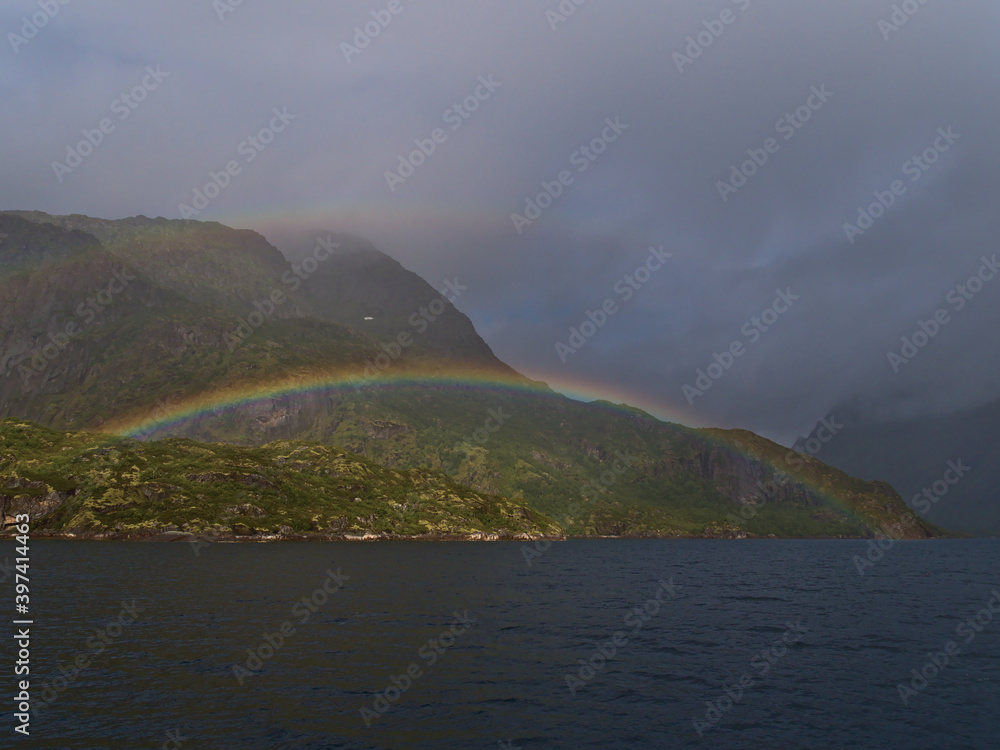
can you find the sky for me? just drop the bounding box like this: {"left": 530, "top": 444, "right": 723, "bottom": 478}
{"left": 3, "top": 0, "right": 999, "bottom": 444}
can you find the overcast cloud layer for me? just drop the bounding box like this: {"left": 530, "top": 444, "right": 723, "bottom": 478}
{"left": 3, "top": 0, "right": 999, "bottom": 444}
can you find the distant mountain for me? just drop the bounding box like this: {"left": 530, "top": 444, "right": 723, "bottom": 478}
{"left": 0, "top": 211, "right": 950, "bottom": 539}
{"left": 797, "top": 401, "right": 1000, "bottom": 536}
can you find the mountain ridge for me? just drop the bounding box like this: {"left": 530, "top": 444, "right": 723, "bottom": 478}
{"left": 0, "top": 210, "right": 952, "bottom": 539}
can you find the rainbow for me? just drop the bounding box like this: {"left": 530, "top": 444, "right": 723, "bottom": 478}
{"left": 101, "top": 366, "right": 879, "bottom": 532}
{"left": 106, "top": 366, "right": 700, "bottom": 439}
{"left": 688, "top": 426, "right": 876, "bottom": 530}
{"left": 6, "top": 209, "right": 884, "bottom": 530}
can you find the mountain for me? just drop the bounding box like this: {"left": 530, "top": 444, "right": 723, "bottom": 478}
{"left": 4, "top": 211, "right": 507, "bottom": 370}
{"left": 285, "top": 231, "right": 510, "bottom": 369}
{"left": 796, "top": 401, "right": 1000, "bottom": 536}
{"left": 5, "top": 210, "right": 308, "bottom": 318}
{"left": 0, "top": 211, "right": 950, "bottom": 539}
{"left": 0, "top": 213, "right": 374, "bottom": 431}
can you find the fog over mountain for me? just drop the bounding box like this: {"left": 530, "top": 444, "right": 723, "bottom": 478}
{"left": 3, "top": 0, "right": 999, "bottom": 443}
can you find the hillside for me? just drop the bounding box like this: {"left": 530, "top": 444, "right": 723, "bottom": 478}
{"left": 0, "top": 419, "right": 559, "bottom": 539}
{"left": 0, "top": 211, "right": 952, "bottom": 539}
{"left": 3, "top": 211, "right": 508, "bottom": 370}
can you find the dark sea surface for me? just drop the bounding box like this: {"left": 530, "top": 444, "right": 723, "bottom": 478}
{"left": 3, "top": 539, "right": 999, "bottom": 749}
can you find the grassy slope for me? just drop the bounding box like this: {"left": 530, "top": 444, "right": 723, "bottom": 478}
{"left": 0, "top": 368, "right": 951, "bottom": 540}
{"left": 0, "top": 419, "right": 560, "bottom": 538}
{"left": 137, "top": 376, "right": 945, "bottom": 539}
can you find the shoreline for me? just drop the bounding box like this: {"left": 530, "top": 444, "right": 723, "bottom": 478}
{"left": 1, "top": 530, "right": 957, "bottom": 542}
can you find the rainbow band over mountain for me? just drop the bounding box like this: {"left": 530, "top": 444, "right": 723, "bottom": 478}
{"left": 108, "top": 367, "right": 697, "bottom": 438}
{"left": 3, "top": 211, "right": 893, "bottom": 531}
{"left": 105, "top": 367, "right": 873, "bottom": 529}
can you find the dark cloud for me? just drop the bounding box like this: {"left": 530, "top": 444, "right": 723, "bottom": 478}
{"left": 3, "top": 0, "right": 998, "bottom": 443}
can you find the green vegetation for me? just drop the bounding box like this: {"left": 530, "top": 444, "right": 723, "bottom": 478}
{"left": 0, "top": 211, "right": 954, "bottom": 540}
{"left": 0, "top": 419, "right": 559, "bottom": 538}
{"left": 0, "top": 414, "right": 948, "bottom": 540}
